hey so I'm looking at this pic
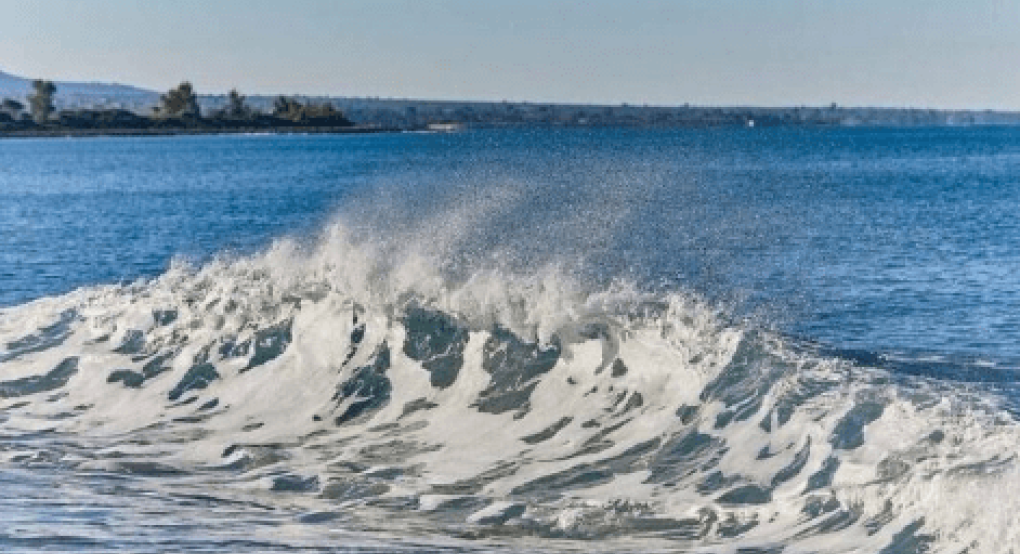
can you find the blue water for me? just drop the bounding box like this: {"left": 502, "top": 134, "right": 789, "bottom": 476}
{"left": 3, "top": 127, "right": 1020, "bottom": 366}
{"left": 6, "top": 126, "right": 1020, "bottom": 553}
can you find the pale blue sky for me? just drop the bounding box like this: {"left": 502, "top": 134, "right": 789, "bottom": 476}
{"left": 1, "top": 0, "right": 1018, "bottom": 108}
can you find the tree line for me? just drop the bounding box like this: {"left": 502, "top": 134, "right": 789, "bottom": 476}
{"left": 0, "top": 80, "right": 57, "bottom": 124}
{"left": 0, "top": 80, "right": 353, "bottom": 131}
{"left": 7, "top": 77, "right": 1017, "bottom": 132}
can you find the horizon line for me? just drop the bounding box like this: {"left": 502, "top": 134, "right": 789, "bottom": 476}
{"left": 2, "top": 68, "right": 1018, "bottom": 114}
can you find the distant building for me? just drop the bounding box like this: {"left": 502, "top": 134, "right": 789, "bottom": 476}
{"left": 427, "top": 122, "right": 463, "bottom": 132}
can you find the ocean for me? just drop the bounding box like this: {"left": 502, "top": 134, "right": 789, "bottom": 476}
{"left": 1, "top": 126, "right": 1018, "bottom": 552}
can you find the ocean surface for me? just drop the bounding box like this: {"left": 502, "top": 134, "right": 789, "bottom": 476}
{"left": 1, "top": 126, "right": 1019, "bottom": 553}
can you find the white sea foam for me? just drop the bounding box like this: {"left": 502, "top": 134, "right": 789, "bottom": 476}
{"left": 1, "top": 220, "right": 1019, "bottom": 553}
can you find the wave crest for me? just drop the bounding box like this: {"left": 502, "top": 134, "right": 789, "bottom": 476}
{"left": 1, "top": 222, "right": 1018, "bottom": 553}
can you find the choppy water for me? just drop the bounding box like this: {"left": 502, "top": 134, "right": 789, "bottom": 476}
{"left": 2, "top": 127, "right": 1020, "bottom": 553}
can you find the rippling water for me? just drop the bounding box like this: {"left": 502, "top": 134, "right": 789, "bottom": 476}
{"left": 2, "top": 127, "right": 1020, "bottom": 552}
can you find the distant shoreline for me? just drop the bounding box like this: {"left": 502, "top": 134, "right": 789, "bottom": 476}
{"left": 7, "top": 120, "right": 1020, "bottom": 141}
{"left": 0, "top": 124, "right": 395, "bottom": 139}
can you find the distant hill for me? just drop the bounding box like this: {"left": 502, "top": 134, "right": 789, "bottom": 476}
{"left": 0, "top": 69, "right": 158, "bottom": 110}
{"left": 3, "top": 69, "right": 1020, "bottom": 129}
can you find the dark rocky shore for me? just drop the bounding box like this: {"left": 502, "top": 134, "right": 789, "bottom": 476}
{"left": 0, "top": 104, "right": 385, "bottom": 138}
{"left": 0, "top": 122, "right": 387, "bottom": 139}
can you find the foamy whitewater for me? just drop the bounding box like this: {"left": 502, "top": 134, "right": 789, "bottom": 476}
{"left": 4, "top": 127, "right": 1020, "bottom": 553}
{"left": 1, "top": 220, "right": 1018, "bottom": 553}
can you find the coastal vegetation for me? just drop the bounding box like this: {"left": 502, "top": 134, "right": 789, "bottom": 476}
{"left": 28, "top": 80, "right": 56, "bottom": 123}
{"left": 271, "top": 95, "right": 351, "bottom": 125}
{"left": 3, "top": 70, "right": 1020, "bottom": 135}
{"left": 0, "top": 98, "right": 24, "bottom": 121}
{"left": 221, "top": 89, "right": 250, "bottom": 120}
{"left": 156, "top": 81, "right": 201, "bottom": 119}
{"left": 0, "top": 80, "right": 355, "bottom": 136}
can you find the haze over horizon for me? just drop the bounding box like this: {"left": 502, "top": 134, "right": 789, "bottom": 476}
{"left": 2, "top": 0, "right": 1019, "bottom": 110}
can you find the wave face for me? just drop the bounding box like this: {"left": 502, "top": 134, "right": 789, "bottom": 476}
{"left": 1, "top": 224, "right": 1018, "bottom": 553}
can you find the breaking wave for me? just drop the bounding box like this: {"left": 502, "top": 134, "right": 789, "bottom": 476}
{"left": 1, "top": 222, "right": 1019, "bottom": 553}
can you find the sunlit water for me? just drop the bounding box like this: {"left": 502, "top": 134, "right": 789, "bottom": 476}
{"left": 2, "top": 127, "right": 1020, "bottom": 552}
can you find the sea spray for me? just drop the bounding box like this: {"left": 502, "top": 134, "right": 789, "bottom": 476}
{"left": 2, "top": 220, "right": 1018, "bottom": 553}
